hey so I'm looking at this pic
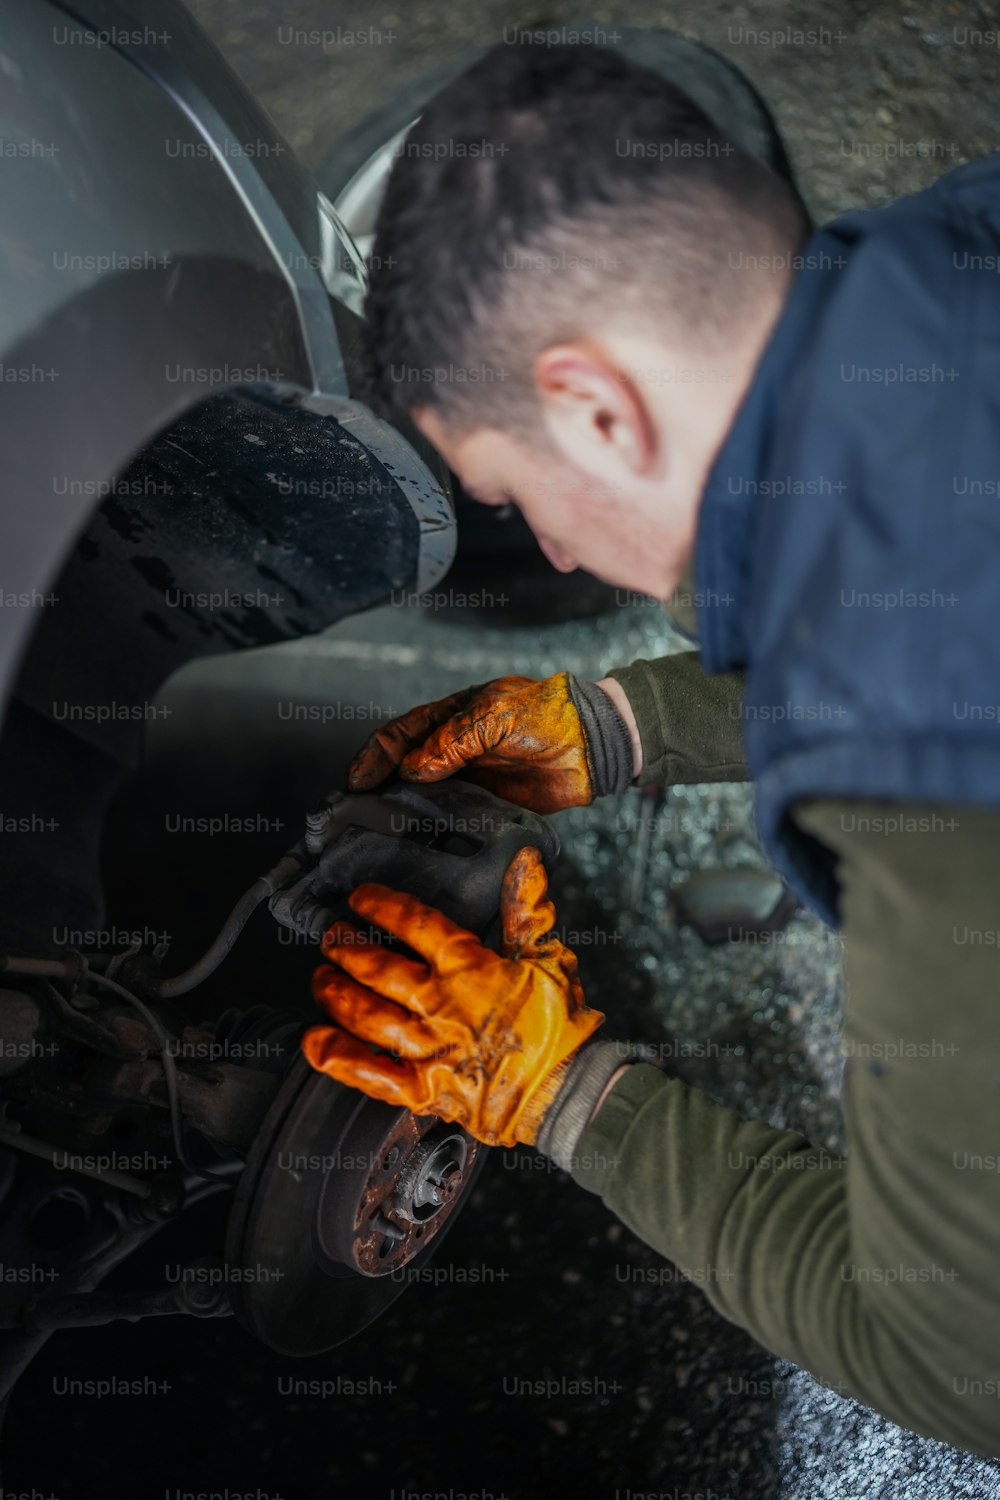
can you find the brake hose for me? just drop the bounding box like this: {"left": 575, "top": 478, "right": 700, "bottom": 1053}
{"left": 158, "top": 851, "right": 303, "bottom": 999}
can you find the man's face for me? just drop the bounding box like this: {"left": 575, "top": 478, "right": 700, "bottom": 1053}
{"left": 412, "top": 330, "right": 756, "bottom": 599}
{"left": 414, "top": 419, "right": 678, "bottom": 595}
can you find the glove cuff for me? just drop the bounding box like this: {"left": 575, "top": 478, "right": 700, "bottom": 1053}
{"left": 533, "top": 1038, "right": 641, "bottom": 1168}
{"left": 566, "top": 675, "right": 634, "bottom": 798}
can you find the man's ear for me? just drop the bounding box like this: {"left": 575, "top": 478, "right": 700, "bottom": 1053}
{"left": 533, "top": 341, "right": 657, "bottom": 485}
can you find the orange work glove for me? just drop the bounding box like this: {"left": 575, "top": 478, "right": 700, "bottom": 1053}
{"left": 302, "top": 845, "right": 605, "bottom": 1148}
{"left": 346, "top": 672, "right": 633, "bottom": 814}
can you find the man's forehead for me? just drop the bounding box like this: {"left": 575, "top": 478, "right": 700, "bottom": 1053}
{"left": 412, "top": 409, "right": 521, "bottom": 493}
{"left": 410, "top": 404, "right": 451, "bottom": 452}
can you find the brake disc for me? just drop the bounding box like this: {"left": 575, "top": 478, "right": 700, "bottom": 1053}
{"left": 228, "top": 780, "right": 553, "bottom": 1354}
{"left": 225, "top": 1055, "right": 483, "bottom": 1355}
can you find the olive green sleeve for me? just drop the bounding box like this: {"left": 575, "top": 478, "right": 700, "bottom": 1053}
{"left": 571, "top": 799, "right": 1000, "bottom": 1456}
{"left": 606, "top": 653, "right": 747, "bottom": 784}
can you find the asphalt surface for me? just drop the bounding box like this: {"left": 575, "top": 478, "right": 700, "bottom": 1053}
{"left": 5, "top": 3, "right": 1000, "bottom": 1498}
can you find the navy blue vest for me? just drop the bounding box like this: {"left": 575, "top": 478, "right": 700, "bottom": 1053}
{"left": 694, "top": 155, "right": 1000, "bottom": 927}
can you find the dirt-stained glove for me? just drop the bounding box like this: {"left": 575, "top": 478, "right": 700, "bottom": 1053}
{"left": 347, "top": 672, "right": 633, "bottom": 814}
{"left": 301, "top": 845, "right": 606, "bottom": 1147}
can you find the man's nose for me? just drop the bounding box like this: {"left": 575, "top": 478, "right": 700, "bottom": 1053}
{"left": 537, "top": 536, "right": 579, "bottom": 573}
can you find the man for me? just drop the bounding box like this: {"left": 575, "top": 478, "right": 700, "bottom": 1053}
{"left": 303, "top": 42, "right": 1000, "bottom": 1455}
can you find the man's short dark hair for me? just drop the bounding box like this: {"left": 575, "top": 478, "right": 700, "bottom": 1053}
{"left": 362, "top": 41, "right": 809, "bottom": 441}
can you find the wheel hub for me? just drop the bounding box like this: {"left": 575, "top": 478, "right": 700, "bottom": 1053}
{"left": 225, "top": 1055, "right": 484, "bottom": 1354}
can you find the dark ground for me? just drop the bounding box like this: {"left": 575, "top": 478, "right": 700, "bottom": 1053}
{"left": 5, "top": 2, "right": 1000, "bottom": 1498}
